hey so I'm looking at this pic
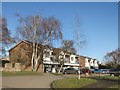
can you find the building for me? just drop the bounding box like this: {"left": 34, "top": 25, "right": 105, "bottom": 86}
{"left": 9, "top": 40, "right": 99, "bottom": 72}
{"left": 43, "top": 48, "right": 79, "bottom": 72}
{"left": 79, "top": 56, "right": 99, "bottom": 69}
{"left": 9, "top": 40, "right": 79, "bottom": 72}
{"left": 0, "top": 57, "right": 10, "bottom": 67}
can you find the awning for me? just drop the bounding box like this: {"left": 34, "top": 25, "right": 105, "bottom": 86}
{"left": 43, "top": 61, "right": 81, "bottom": 67}
{"left": 64, "top": 63, "right": 80, "bottom": 67}
{"left": 43, "top": 61, "right": 59, "bottom": 65}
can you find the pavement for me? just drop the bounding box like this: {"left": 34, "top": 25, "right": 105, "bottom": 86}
{"left": 2, "top": 73, "right": 63, "bottom": 88}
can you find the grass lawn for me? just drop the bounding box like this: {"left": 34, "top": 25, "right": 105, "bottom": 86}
{"left": 0, "top": 71, "right": 1, "bottom": 76}
{"left": 52, "top": 73, "right": 63, "bottom": 76}
{"left": 1, "top": 71, "right": 42, "bottom": 76}
{"left": 52, "top": 78, "right": 97, "bottom": 89}
{"left": 94, "top": 75, "right": 119, "bottom": 81}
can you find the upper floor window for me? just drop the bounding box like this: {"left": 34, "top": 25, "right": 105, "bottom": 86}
{"left": 75, "top": 59, "right": 78, "bottom": 64}
{"left": 51, "top": 52, "right": 54, "bottom": 55}
{"left": 71, "top": 57, "right": 74, "bottom": 61}
{"left": 45, "top": 52, "right": 50, "bottom": 58}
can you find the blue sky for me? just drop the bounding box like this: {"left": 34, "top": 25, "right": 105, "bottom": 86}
{"left": 2, "top": 2, "right": 118, "bottom": 62}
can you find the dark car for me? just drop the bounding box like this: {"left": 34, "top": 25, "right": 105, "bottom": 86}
{"left": 93, "top": 69, "right": 102, "bottom": 74}
{"left": 109, "top": 68, "right": 120, "bottom": 77}
{"left": 82, "top": 69, "right": 91, "bottom": 74}
{"left": 63, "top": 68, "right": 78, "bottom": 74}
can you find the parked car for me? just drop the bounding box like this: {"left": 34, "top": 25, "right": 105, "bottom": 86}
{"left": 109, "top": 68, "right": 120, "bottom": 76}
{"left": 82, "top": 69, "right": 91, "bottom": 74}
{"left": 93, "top": 69, "right": 102, "bottom": 74}
{"left": 45, "top": 68, "right": 51, "bottom": 72}
{"left": 101, "top": 69, "right": 110, "bottom": 74}
{"left": 90, "top": 69, "right": 94, "bottom": 73}
{"left": 63, "top": 68, "right": 78, "bottom": 74}
{"left": 78, "top": 69, "right": 83, "bottom": 74}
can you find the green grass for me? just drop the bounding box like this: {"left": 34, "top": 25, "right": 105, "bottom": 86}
{"left": 0, "top": 71, "right": 2, "bottom": 76}
{"left": 95, "top": 75, "right": 119, "bottom": 80}
{"left": 1, "top": 71, "right": 42, "bottom": 76}
{"left": 52, "top": 73, "right": 63, "bottom": 76}
{"left": 52, "top": 78, "right": 97, "bottom": 89}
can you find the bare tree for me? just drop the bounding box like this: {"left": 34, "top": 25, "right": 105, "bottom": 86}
{"left": 75, "top": 16, "right": 86, "bottom": 79}
{"left": 104, "top": 49, "right": 120, "bottom": 68}
{"left": 0, "top": 17, "right": 14, "bottom": 58}
{"left": 52, "top": 48, "right": 65, "bottom": 74}
{"left": 57, "top": 39, "right": 76, "bottom": 74}
{"left": 16, "top": 15, "right": 62, "bottom": 71}
{"left": 62, "top": 40, "right": 76, "bottom": 54}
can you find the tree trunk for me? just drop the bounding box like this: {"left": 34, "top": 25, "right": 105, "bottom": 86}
{"left": 34, "top": 53, "right": 41, "bottom": 71}
{"left": 58, "top": 65, "right": 63, "bottom": 74}
{"left": 31, "top": 42, "right": 35, "bottom": 71}
{"left": 34, "top": 43, "right": 38, "bottom": 71}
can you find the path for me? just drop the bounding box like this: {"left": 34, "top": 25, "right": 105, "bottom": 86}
{"left": 2, "top": 73, "right": 63, "bottom": 88}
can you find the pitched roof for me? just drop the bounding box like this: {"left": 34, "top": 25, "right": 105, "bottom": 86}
{"left": 9, "top": 40, "right": 74, "bottom": 55}
{"left": 9, "top": 40, "right": 98, "bottom": 61}
{"left": 9, "top": 40, "right": 31, "bottom": 52}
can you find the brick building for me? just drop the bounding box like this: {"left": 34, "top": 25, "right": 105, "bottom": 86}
{"left": 9, "top": 40, "right": 99, "bottom": 72}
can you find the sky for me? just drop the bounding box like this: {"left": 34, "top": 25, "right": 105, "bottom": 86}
{"left": 2, "top": 2, "right": 118, "bottom": 63}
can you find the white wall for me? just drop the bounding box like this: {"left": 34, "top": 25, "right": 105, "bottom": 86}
{"left": 94, "top": 60, "right": 99, "bottom": 69}
{"left": 85, "top": 58, "right": 90, "bottom": 68}
{"left": 89, "top": 59, "right": 94, "bottom": 66}
{"left": 70, "top": 54, "right": 76, "bottom": 64}
{"left": 43, "top": 49, "right": 53, "bottom": 62}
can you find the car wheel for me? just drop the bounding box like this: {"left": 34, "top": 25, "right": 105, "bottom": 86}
{"left": 65, "top": 72, "right": 67, "bottom": 74}
{"left": 76, "top": 72, "right": 78, "bottom": 74}
{"left": 111, "top": 74, "right": 114, "bottom": 76}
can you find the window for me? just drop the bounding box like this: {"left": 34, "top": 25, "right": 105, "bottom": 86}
{"left": 65, "top": 55, "right": 70, "bottom": 63}
{"left": 71, "top": 57, "right": 74, "bottom": 61}
{"left": 51, "top": 52, "right": 54, "bottom": 55}
{"left": 75, "top": 60, "right": 78, "bottom": 64}
{"left": 45, "top": 52, "right": 50, "bottom": 58}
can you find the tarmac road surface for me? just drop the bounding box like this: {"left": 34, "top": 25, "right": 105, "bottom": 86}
{"left": 2, "top": 73, "right": 63, "bottom": 88}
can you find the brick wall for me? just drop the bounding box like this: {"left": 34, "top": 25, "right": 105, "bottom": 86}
{"left": 9, "top": 41, "right": 32, "bottom": 70}
{"left": 78, "top": 56, "right": 86, "bottom": 69}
